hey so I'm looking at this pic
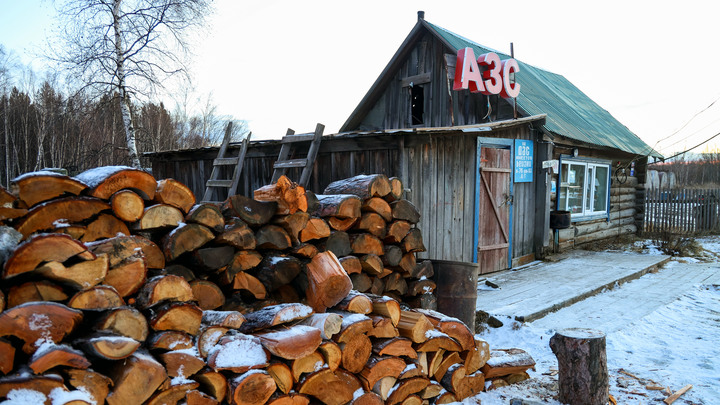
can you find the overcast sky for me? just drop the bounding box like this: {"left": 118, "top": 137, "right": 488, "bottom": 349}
{"left": 2, "top": 0, "right": 719, "bottom": 156}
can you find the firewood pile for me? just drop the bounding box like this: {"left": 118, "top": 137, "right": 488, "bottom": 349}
{"left": 0, "top": 167, "right": 535, "bottom": 404}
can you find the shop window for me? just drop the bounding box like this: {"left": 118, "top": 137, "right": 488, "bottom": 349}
{"left": 411, "top": 85, "right": 424, "bottom": 125}
{"left": 557, "top": 157, "right": 610, "bottom": 219}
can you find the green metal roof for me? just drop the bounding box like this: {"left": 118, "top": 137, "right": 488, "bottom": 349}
{"left": 425, "top": 21, "right": 660, "bottom": 158}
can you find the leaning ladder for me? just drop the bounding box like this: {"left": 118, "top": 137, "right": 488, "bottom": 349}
{"left": 202, "top": 122, "right": 251, "bottom": 203}
{"left": 271, "top": 123, "right": 324, "bottom": 188}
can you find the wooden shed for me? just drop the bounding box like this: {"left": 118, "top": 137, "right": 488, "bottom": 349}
{"left": 148, "top": 12, "right": 660, "bottom": 274}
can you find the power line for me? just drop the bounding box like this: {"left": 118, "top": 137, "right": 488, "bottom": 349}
{"left": 661, "top": 131, "right": 720, "bottom": 161}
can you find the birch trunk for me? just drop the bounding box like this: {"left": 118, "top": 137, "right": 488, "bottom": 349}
{"left": 113, "top": 0, "right": 141, "bottom": 169}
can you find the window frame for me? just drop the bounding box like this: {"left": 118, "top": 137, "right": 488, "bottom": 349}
{"left": 557, "top": 155, "right": 611, "bottom": 221}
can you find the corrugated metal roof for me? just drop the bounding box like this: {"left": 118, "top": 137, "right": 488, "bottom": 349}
{"left": 425, "top": 21, "right": 660, "bottom": 158}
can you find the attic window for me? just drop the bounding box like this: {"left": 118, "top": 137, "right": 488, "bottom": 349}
{"left": 411, "top": 85, "right": 424, "bottom": 125}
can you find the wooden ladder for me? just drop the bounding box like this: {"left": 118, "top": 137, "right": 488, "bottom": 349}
{"left": 202, "top": 121, "right": 251, "bottom": 203}
{"left": 271, "top": 123, "right": 324, "bottom": 188}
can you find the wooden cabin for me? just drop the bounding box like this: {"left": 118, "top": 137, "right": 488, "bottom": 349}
{"left": 147, "top": 12, "right": 659, "bottom": 274}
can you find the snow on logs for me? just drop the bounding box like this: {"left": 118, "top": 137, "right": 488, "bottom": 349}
{"left": 0, "top": 169, "right": 534, "bottom": 403}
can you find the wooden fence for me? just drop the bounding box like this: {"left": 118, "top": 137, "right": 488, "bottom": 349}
{"left": 644, "top": 188, "right": 720, "bottom": 235}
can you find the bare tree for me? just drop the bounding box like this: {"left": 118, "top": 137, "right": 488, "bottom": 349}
{"left": 52, "top": 0, "right": 213, "bottom": 168}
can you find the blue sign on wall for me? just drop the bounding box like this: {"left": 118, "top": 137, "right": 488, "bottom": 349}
{"left": 514, "top": 139, "right": 533, "bottom": 183}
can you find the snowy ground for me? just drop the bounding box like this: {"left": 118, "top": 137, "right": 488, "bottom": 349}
{"left": 469, "top": 237, "right": 720, "bottom": 405}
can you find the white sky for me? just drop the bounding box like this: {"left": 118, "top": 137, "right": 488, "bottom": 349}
{"left": 2, "top": 0, "right": 720, "bottom": 156}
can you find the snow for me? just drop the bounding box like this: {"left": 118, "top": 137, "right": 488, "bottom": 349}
{"left": 472, "top": 237, "right": 720, "bottom": 404}
{"left": 340, "top": 313, "right": 370, "bottom": 329}
{"left": 258, "top": 325, "right": 319, "bottom": 342}
{"left": 275, "top": 303, "right": 313, "bottom": 322}
{"left": 12, "top": 170, "right": 67, "bottom": 182}
{"left": 0, "top": 226, "right": 22, "bottom": 265}
{"left": 74, "top": 166, "right": 134, "bottom": 188}
{"left": 208, "top": 334, "right": 268, "bottom": 368}
{"left": 0, "top": 388, "right": 95, "bottom": 405}
{"left": 424, "top": 329, "right": 448, "bottom": 339}
{"left": 49, "top": 387, "right": 95, "bottom": 405}
{"left": 0, "top": 389, "right": 48, "bottom": 405}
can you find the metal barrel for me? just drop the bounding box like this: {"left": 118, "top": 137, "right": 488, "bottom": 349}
{"left": 432, "top": 260, "right": 479, "bottom": 332}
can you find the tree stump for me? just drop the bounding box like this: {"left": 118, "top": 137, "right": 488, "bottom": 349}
{"left": 549, "top": 328, "right": 608, "bottom": 405}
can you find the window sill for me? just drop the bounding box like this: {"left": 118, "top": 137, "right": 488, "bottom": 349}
{"left": 571, "top": 213, "right": 609, "bottom": 223}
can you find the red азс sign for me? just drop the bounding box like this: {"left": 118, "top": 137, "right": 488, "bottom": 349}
{"left": 453, "top": 47, "right": 520, "bottom": 98}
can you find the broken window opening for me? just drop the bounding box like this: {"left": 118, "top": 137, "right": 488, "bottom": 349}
{"left": 411, "top": 85, "right": 424, "bottom": 125}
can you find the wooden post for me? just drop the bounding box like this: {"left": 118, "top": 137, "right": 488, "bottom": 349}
{"left": 549, "top": 328, "right": 608, "bottom": 405}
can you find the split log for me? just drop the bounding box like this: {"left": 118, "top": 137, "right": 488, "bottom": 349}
{"left": 549, "top": 329, "right": 607, "bottom": 405}
{"left": 78, "top": 333, "right": 141, "bottom": 361}
{"left": 414, "top": 309, "right": 474, "bottom": 351}
{"left": 194, "top": 369, "right": 228, "bottom": 402}
{"left": 351, "top": 234, "right": 384, "bottom": 256}
{"left": 320, "top": 231, "right": 352, "bottom": 258}
{"left": 386, "top": 377, "right": 430, "bottom": 405}
{"left": 268, "top": 393, "right": 310, "bottom": 405}
{"left": 300, "top": 217, "right": 331, "bottom": 242}
{"left": 110, "top": 189, "right": 144, "bottom": 222}
{"left": 397, "top": 310, "right": 433, "bottom": 343}
{"left": 386, "top": 177, "right": 404, "bottom": 202}
{"left": 197, "top": 326, "right": 228, "bottom": 358}
{"left": 410, "top": 260, "right": 434, "bottom": 279}
{"left": 230, "top": 272, "right": 267, "bottom": 300}
{"left": 255, "top": 225, "right": 292, "bottom": 250}
{"left": 439, "top": 363, "right": 465, "bottom": 396}
{"left": 384, "top": 273, "right": 408, "bottom": 295}
{"left": 190, "top": 246, "right": 236, "bottom": 272}
{"left": 273, "top": 211, "right": 310, "bottom": 244}
{"left": 397, "top": 253, "right": 416, "bottom": 276}
{"left": 160, "top": 349, "right": 205, "bottom": 377}
{"left": 367, "top": 315, "right": 399, "bottom": 338}
{"left": 207, "top": 333, "right": 269, "bottom": 373}
{"left": 76, "top": 166, "right": 157, "bottom": 200}
{"left": 82, "top": 213, "right": 130, "bottom": 242}
{"left": 147, "top": 382, "right": 200, "bottom": 405}
{"left": 103, "top": 252, "right": 147, "bottom": 297}
{"left": 352, "top": 392, "right": 383, "bottom": 405}
{"left": 362, "top": 197, "right": 392, "bottom": 222}
{"left": 340, "top": 256, "right": 362, "bottom": 276}
{"left": 334, "top": 291, "right": 372, "bottom": 314}
{"left": 222, "top": 195, "right": 277, "bottom": 227}
{"left": 299, "top": 313, "right": 342, "bottom": 340}
{"left": 36, "top": 254, "right": 108, "bottom": 291}
{"left": 433, "top": 352, "right": 461, "bottom": 382}
{"left": 3, "top": 233, "right": 94, "bottom": 279}
{"left": 96, "top": 306, "right": 149, "bottom": 342}
{"left": 407, "top": 279, "right": 435, "bottom": 297}
{"left": 354, "top": 213, "right": 387, "bottom": 238}
{"left": 462, "top": 338, "right": 491, "bottom": 374}
{"left": 7, "top": 280, "right": 68, "bottom": 307}
{"left": 324, "top": 174, "right": 391, "bottom": 199}
{"left": 191, "top": 280, "right": 226, "bottom": 310}
{"left": 254, "top": 255, "right": 302, "bottom": 293}
{"left": 419, "top": 382, "right": 442, "bottom": 399}
{"left": 313, "top": 194, "right": 362, "bottom": 219}
{"left": 390, "top": 200, "right": 420, "bottom": 224}
{"left": 64, "top": 369, "right": 113, "bottom": 405}
{"left": 257, "top": 325, "right": 322, "bottom": 360}
{"left": 29, "top": 343, "right": 90, "bottom": 373}
{"left": 327, "top": 216, "right": 357, "bottom": 231}
{"left": 136, "top": 274, "right": 194, "bottom": 309}
{"left": 240, "top": 303, "right": 313, "bottom": 333}
{"left": 292, "top": 243, "right": 318, "bottom": 258}
{"left": 147, "top": 330, "right": 194, "bottom": 352}
{"left": 68, "top": 285, "right": 125, "bottom": 310}
{"left": 148, "top": 301, "right": 203, "bottom": 335}
{"left": 228, "top": 371, "right": 277, "bottom": 405}
{"left": 416, "top": 330, "right": 461, "bottom": 352}
{"left": 350, "top": 273, "right": 372, "bottom": 292}
{"left": 360, "top": 356, "right": 406, "bottom": 390}
{"left": 482, "top": 348, "right": 536, "bottom": 379}
{"left": 186, "top": 203, "right": 225, "bottom": 232}
{"left": 254, "top": 175, "right": 308, "bottom": 215}
{"left": 227, "top": 250, "right": 263, "bottom": 273}
{"left": 367, "top": 295, "right": 400, "bottom": 326}
{"left": 0, "top": 373, "right": 67, "bottom": 399}
{"left": 161, "top": 223, "right": 215, "bottom": 261}
{"left": 0, "top": 302, "right": 83, "bottom": 353}
{"left": 360, "top": 254, "right": 384, "bottom": 275}
{"left": 298, "top": 368, "right": 355, "bottom": 405}
{"left": 384, "top": 220, "right": 411, "bottom": 244}
{"left": 87, "top": 234, "right": 164, "bottom": 269}
{"left": 215, "top": 219, "right": 256, "bottom": 250}
{"left": 132, "top": 203, "right": 184, "bottom": 230}
{"left": 202, "top": 310, "right": 245, "bottom": 329}
{"left": 340, "top": 332, "right": 372, "bottom": 373}
{"left": 372, "top": 337, "right": 417, "bottom": 359}
{"left": 399, "top": 363, "right": 423, "bottom": 380}
{"left": 10, "top": 171, "right": 88, "bottom": 207}
{"left": 372, "top": 376, "right": 397, "bottom": 400}
{"left": 105, "top": 351, "right": 167, "bottom": 405}
{"left": 305, "top": 251, "right": 352, "bottom": 312}
{"left": 267, "top": 362, "right": 294, "bottom": 394}
{"left": 333, "top": 313, "right": 373, "bottom": 343}
{"left": 155, "top": 178, "right": 196, "bottom": 213}
{"left": 290, "top": 351, "right": 325, "bottom": 381}
{"left": 0, "top": 338, "right": 14, "bottom": 374}
{"left": 401, "top": 228, "right": 426, "bottom": 253}
{"left": 382, "top": 245, "right": 403, "bottom": 267}
{"left": 318, "top": 340, "right": 342, "bottom": 371}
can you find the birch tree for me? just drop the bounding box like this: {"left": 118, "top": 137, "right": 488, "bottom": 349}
{"left": 52, "top": 0, "right": 212, "bottom": 168}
